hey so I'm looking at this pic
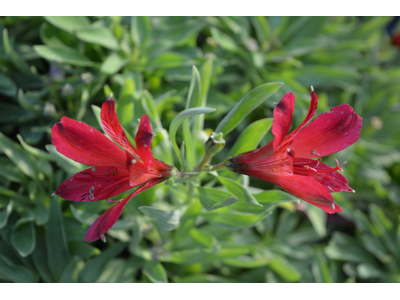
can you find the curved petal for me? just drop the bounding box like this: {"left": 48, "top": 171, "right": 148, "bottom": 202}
{"left": 55, "top": 166, "right": 131, "bottom": 202}
{"left": 293, "top": 104, "right": 362, "bottom": 158}
{"left": 237, "top": 169, "right": 342, "bottom": 214}
{"left": 101, "top": 97, "right": 139, "bottom": 157}
{"left": 52, "top": 117, "right": 126, "bottom": 167}
{"left": 125, "top": 152, "right": 164, "bottom": 187}
{"left": 85, "top": 178, "right": 168, "bottom": 242}
{"left": 272, "top": 92, "right": 295, "bottom": 150}
{"left": 135, "top": 115, "right": 154, "bottom": 169}
{"left": 314, "top": 162, "right": 353, "bottom": 193}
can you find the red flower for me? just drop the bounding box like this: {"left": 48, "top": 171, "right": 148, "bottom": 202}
{"left": 226, "top": 91, "right": 362, "bottom": 214}
{"left": 52, "top": 97, "right": 173, "bottom": 242}
{"left": 391, "top": 32, "right": 400, "bottom": 48}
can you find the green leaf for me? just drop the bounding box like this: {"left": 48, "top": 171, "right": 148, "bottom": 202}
{"left": 0, "top": 255, "right": 36, "bottom": 283}
{"left": 215, "top": 82, "right": 282, "bottom": 136}
{"left": 201, "top": 207, "right": 272, "bottom": 230}
{"left": 117, "top": 78, "right": 135, "bottom": 128}
{"left": 194, "top": 58, "right": 213, "bottom": 131}
{"left": 34, "top": 45, "right": 94, "bottom": 66}
{"left": 144, "top": 52, "right": 194, "bottom": 69}
{"left": 269, "top": 254, "right": 301, "bottom": 282}
{"left": 223, "top": 255, "right": 272, "bottom": 269}
{"left": 131, "top": 16, "right": 151, "bottom": 47}
{"left": 210, "top": 27, "right": 238, "bottom": 52}
{"left": 0, "top": 131, "right": 39, "bottom": 180}
{"left": 250, "top": 16, "right": 271, "bottom": 50}
{"left": 17, "top": 134, "right": 54, "bottom": 162}
{"left": 3, "top": 28, "right": 30, "bottom": 72}
{"left": 0, "top": 72, "right": 17, "bottom": 97}
{"left": 32, "top": 235, "right": 54, "bottom": 283}
{"left": 139, "top": 206, "right": 180, "bottom": 232}
{"left": 306, "top": 203, "right": 327, "bottom": 237}
{"left": 75, "top": 26, "right": 119, "bottom": 50}
{"left": 10, "top": 221, "right": 35, "bottom": 257}
{"left": 46, "top": 144, "right": 85, "bottom": 175}
{"left": 196, "top": 186, "right": 238, "bottom": 211}
{"left": 59, "top": 256, "right": 84, "bottom": 283}
{"left": 218, "top": 176, "right": 262, "bottom": 207}
{"left": 44, "top": 16, "right": 90, "bottom": 33}
{"left": 0, "top": 200, "right": 13, "bottom": 229}
{"left": 314, "top": 250, "right": 333, "bottom": 283}
{"left": 143, "top": 261, "right": 167, "bottom": 283}
{"left": 190, "top": 228, "right": 216, "bottom": 247}
{"left": 228, "top": 118, "right": 273, "bottom": 157}
{"left": 46, "top": 196, "right": 70, "bottom": 282}
{"left": 169, "top": 107, "right": 215, "bottom": 164}
{"left": 79, "top": 242, "right": 126, "bottom": 283}
{"left": 100, "top": 52, "right": 129, "bottom": 75}
{"left": 97, "top": 257, "right": 142, "bottom": 283}
{"left": 69, "top": 241, "right": 100, "bottom": 260}
{"left": 40, "top": 23, "right": 75, "bottom": 47}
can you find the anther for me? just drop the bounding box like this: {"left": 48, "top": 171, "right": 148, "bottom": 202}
{"left": 131, "top": 159, "right": 137, "bottom": 164}
{"left": 311, "top": 150, "right": 316, "bottom": 155}
{"left": 89, "top": 186, "right": 95, "bottom": 200}
{"left": 51, "top": 192, "right": 56, "bottom": 196}
{"left": 91, "top": 166, "right": 97, "bottom": 172}
{"left": 329, "top": 202, "right": 335, "bottom": 209}
{"left": 328, "top": 186, "right": 334, "bottom": 192}
{"left": 303, "top": 165, "right": 310, "bottom": 169}
{"left": 311, "top": 85, "right": 314, "bottom": 92}
{"left": 287, "top": 148, "right": 291, "bottom": 153}
{"left": 106, "top": 167, "right": 118, "bottom": 176}
{"left": 351, "top": 189, "right": 356, "bottom": 193}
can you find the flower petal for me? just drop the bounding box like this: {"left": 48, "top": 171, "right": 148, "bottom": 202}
{"left": 272, "top": 92, "right": 295, "bottom": 150}
{"left": 55, "top": 166, "right": 131, "bottom": 202}
{"left": 101, "top": 97, "right": 139, "bottom": 157}
{"left": 314, "top": 162, "right": 353, "bottom": 193}
{"left": 135, "top": 115, "right": 154, "bottom": 169}
{"left": 85, "top": 178, "right": 167, "bottom": 242}
{"left": 293, "top": 104, "right": 362, "bottom": 158}
{"left": 236, "top": 169, "right": 341, "bottom": 214}
{"left": 52, "top": 117, "right": 126, "bottom": 166}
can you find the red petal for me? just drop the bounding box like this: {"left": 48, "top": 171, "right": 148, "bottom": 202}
{"left": 135, "top": 115, "right": 154, "bottom": 169}
{"left": 55, "top": 166, "right": 131, "bottom": 202}
{"left": 101, "top": 98, "right": 139, "bottom": 157}
{"left": 314, "top": 162, "right": 353, "bottom": 193}
{"left": 236, "top": 169, "right": 341, "bottom": 214}
{"left": 85, "top": 178, "right": 167, "bottom": 242}
{"left": 52, "top": 117, "right": 126, "bottom": 167}
{"left": 125, "top": 152, "right": 163, "bottom": 187}
{"left": 293, "top": 104, "right": 362, "bottom": 158}
{"left": 272, "top": 92, "right": 295, "bottom": 150}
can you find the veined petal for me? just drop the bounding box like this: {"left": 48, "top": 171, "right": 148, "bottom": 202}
{"left": 272, "top": 92, "right": 295, "bottom": 150}
{"left": 101, "top": 97, "right": 139, "bottom": 157}
{"left": 85, "top": 178, "right": 168, "bottom": 242}
{"left": 293, "top": 104, "right": 362, "bottom": 158}
{"left": 135, "top": 115, "right": 154, "bottom": 169}
{"left": 237, "top": 170, "right": 342, "bottom": 214}
{"left": 314, "top": 162, "right": 353, "bottom": 192}
{"left": 55, "top": 167, "right": 131, "bottom": 202}
{"left": 52, "top": 117, "right": 126, "bottom": 167}
{"left": 126, "top": 152, "right": 164, "bottom": 187}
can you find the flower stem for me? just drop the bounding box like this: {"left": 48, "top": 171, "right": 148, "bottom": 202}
{"left": 209, "top": 160, "right": 227, "bottom": 171}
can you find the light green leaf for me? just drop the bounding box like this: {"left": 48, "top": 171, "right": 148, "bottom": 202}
{"left": 91, "top": 105, "right": 102, "bottom": 130}
{"left": 79, "top": 242, "right": 126, "bottom": 283}
{"left": 190, "top": 228, "right": 216, "bottom": 247}
{"left": 44, "top": 16, "right": 90, "bottom": 33}
{"left": 100, "top": 52, "right": 129, "bottom": 75}
{"left": 117, "top": 78, "right": 135, "bottom": 128}
{"left": 0, "top": 131, "right": 39, "bottom": 180}
{"left": 144, "top": 53, "right": 194, "bottom": 69}
{"left": 313, "top": 250, "right": 333, "bottom": 283}
{"left": 131, "top": 16, "right": 151, "bottom": 47}
{"left": 97, "top": 257, "right": 142, "bottom": 283}
{"left": 46, "top": 196, "right": 70, "bottom": 282}
{"left": 250, "top": 16, "right": 271, "bottom": 50}
{"left": 11, "top": 221, "right": 36, "bottom": 257}
{"left": 143, "top": 261, "right": 167, "bottom": 283}
{"left": 228, "top": 118, "right": 273, "bottom": 157}
{"left": 0, "top": 200, "right": 13, "bottom": 229}
{"left": 269, "top": 254, "right": 301, "bottom": 282}
{"left": 75, "top": 26, "right": 119, "bottom": 50}
{"left": 194, "top": 58, "right": 213, "bottom": 131}
{"left": 218, "top": 176, "right": 262, "bottom": 207}
{"left": 139, "top": 206, "right": 180, "bottom": 232}
{"left": 306, "top": 204, "right": 327, "bottom": 237}
{"left": 215, "top": 82, "right": 282, "bottom": 136}
{"left": 17, "top": 134, "right": 54, "bottom": 162}
{"left": 46, "top": 144, "right": 85, "bottom": 175}
{"left": 196, "top": 186, "right": 238, "bottom": 211}
{"left": 210, "top": 27, "right": 238, "bottom": 52}
{"left": 169, "top": 107, "right": 215, "bottom": 164}
{"left": 34, "top": 45, "right": 94, "bottom": 66}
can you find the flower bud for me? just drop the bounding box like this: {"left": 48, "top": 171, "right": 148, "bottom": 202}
{"left": 205, "top": 132, "right": 225, "bottom": 156}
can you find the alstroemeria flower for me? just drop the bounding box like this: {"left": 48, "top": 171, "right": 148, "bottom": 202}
{"left": 226, "top": 91, "right": 362, "bottom": 214}
{"left": 52, "top": 97, "right": 173, "bottom": 242}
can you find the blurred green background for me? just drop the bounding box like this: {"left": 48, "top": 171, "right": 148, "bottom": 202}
{"left": 1, "top": 16, "right": 400, "bottom": 283}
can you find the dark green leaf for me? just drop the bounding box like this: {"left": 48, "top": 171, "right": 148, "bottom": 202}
{"left": 139, "top": 206, "right": 180, "bottom": 232}
{"left": 10, "top": 221, "right": 35, "bottom": 257}
{"left": 196, "top": 186, "right": 238, "bottom": 211}
{"left": 218, "top": 176, "right": 262, "bottom": 207}
{"left": 143, "top": 261, "right": 167, "bottom": 283}
{"left": 34, "top": 45, "right": 95, "bottom": 66}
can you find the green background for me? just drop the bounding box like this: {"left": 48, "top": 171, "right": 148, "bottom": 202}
{"left": 0, "top": 16, "right": 400, "bottom": 283}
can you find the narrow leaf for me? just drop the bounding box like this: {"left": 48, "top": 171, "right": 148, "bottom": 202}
{"left": 196, "top": 186, "right": 238, "bottom": 211}
{"left": 218, "top": 176, "right": 262, "bottom": 207}
{"left": 139, "top": 206, "right": 180, "bottom": 232}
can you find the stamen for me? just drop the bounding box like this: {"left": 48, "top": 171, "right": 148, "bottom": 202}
{"left": 287, "top": 148, "right": 291, "bottom": 153}
{"left": 91, "top": 166, "right": 97, "bottom": 172}
{"left": 328, "top": 186, "right": 334, "bottom": 192}
{"left": 318, "top": 158, "right": 346, "bottom": 173}
{"left": 311, "top": 150, "right": 316, "bottom": 155}
{"left": 100, "top": 234, "right": 106, "bottom": 243}
{"left": 106, "top": 166, "right": 118, "bottom": 176}
{"left": 303, "top": 165, "right": 310, "bottom": 169}
{"left": 51, "top": 192, "right": 56, "bottom": 196}
{"left": 89, "top": 186, "right": 95, "bottom": 200}
{"left": 131, "top": 159, "right": 137, "bottom": 164}
{"left": 329, "top": 202, "right": 335, "bottom": 209}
